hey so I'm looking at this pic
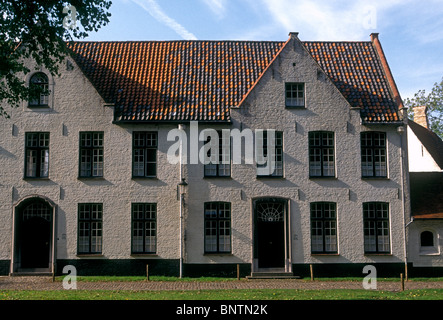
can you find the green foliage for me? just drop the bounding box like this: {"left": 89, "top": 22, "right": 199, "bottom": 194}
{"left": 0, "top": 0, "right": 112, "bottom": 117}
{"left": 404, "top": 77, "right": 443, "bottom": 139}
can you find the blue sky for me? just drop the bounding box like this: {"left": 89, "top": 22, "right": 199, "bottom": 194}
{"left": 82, "top": 0, "right": 443, "bottom": 100}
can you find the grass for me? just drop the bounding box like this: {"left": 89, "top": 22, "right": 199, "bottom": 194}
{"left": 0, "top": 276, "right": 442, "bottom": 300}
{"left": 0, "top": 288, "right": 442, "bottom": 300}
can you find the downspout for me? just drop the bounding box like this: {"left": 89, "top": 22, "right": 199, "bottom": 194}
{"left": 178, "top": 124, "right": 185, "bottom": 278}
{"left": 398, "top": 125, "right": 408, "bottom": 279}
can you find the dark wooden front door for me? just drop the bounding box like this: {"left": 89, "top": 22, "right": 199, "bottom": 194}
{"left": 18, "top": 201, "right": 52, "bottom": 269}
{"left": 255, "top": 200, "right": 285, "bottom": 269}
{"left": 21, "top": 216, "right": 50, "bottom": 268}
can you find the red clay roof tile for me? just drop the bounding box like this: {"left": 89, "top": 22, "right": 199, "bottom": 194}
{"left": 67, "top": 39, "right": 400, "bottom": 123}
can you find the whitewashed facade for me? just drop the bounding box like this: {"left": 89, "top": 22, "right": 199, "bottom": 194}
{"left": 0, "top": 33, "right": 418, "bottom": 277}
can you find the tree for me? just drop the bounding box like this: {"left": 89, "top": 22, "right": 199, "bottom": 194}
{"left": 405, "top": 77, "right": 443, "bottom": 139}
{"left": 0, "top": 0, "right": 112, "bottom": 118}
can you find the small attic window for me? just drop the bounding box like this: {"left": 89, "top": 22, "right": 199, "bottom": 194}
{"left": 420, "top": 230, "right": 439, "bottom": 255}
{"left": 285, "top": 83, "right": 305, "bottom": 108}
{"left": 29, "top": 72, "right": 49, "bottom": 107}
{"left": 421, "top": 231, "right": 434, "bottom": 247}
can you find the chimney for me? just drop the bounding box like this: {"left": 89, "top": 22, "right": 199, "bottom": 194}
{"left": 413, "top": 106, "right": 429, "bottom": 128}
{"left": 370, "top": 33, "right": 379, "bottom": 42}
{"left": 288, "top": 32, "right": 299, "bottom": 39}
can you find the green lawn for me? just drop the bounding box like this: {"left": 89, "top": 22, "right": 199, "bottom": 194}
{"left": 1, "top": 288, "right": 442, "bottom": 300}
{"left": 1, "top": 276, "right": 442, "bottom": 300}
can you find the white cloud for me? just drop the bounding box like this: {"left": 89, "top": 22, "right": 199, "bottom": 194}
{"left": 259, "top": 0, "right": 410, "bottom": 41}
{"left": 131, "top": 0, "right": 198, "bottom": 40}
{"left": 201, "top": 0, "right": 227, "bottom": 18}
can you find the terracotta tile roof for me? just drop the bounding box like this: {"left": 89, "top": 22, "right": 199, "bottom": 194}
{"left": 304, "top": 41, "right": 399, "bottom": 123}
{"left": 67, "top": 41, "right": 285, "bottom": 122}
{"left": 410, "top": 172, "right": 443, "bottom": 220}
{"left": 67, "top": 38, "right": 400, "bottom": 123}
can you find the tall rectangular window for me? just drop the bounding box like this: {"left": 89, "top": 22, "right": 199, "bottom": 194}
{"left": 78, "top": 203, "right": 103, "bottom": 254}
{"left": 25, "top": 132, "right": 49, "bottom": 178}
{"left": 361, "top": 132, "right": 387, "bottom": 178}
{"left": 309, "top": 131, "right": 335, "bottom": 177}
{"left": 256, "top": 130, "right": 283, "bottom": 177}
{"left": 204, "top": 202, "right": 231, "bottom": 253}
{"left": 204, "top": 130, "right": 231, "bottom": 177}
{"left": 310, "top": 202, "right": 337, "bottom": 254}
{"left": 133, "top": 132, "right": 157, "bottom": 178}
{"left": 131, "top": 203, "right": 157, "bottom": 254}
{"left": 363, "top": 202, "right": 390, "bottom": 253}
{"left": 285, "top": 83, "right": 305, "bottom": 107}
{"left": 79, "top": 132, "right": 104, "bottom": 177}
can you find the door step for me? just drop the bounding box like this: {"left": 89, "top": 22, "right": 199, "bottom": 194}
{"left": 247, "top": 272, "right": 301, "bottom": 279}
{"left": 11, "top": 268, "right": 53, "bottom": 276}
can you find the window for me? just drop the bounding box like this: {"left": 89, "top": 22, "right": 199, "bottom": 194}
{"left": 204, "top": 130, "right": 231, "bottom": 177}
{"left": 310, "top": 202, "right": 337, "bottom": 254}
{"left": 204, "top": 202, "right": 231, "bottom": 253}
{"left": 29, "top": 72, "right": 49, "bottom": 107}
{"left": 361, "top": 132, "right": 387, "bottom": 178}
{"left": 79, "top": 132, "right": 104, "bottom": 178}
{"left": 420, "top": 231, "right": 434, "bottom": 247}
{"left": 78, "top": 203, "right": 103, "bottom": 254}
{"left": 133, "top": 132, "right": 157, "bottom": 178}
{"left": 363, "top": 202, "right": 390, "bottom": 253}
{"left": 256, "top": 130, "right": 283, "bottom": 177}
{"left": 285, "top": 83, "right": 305, "bottom": 107}
{"left": 25, "top": 132, "right": 49, "bottom": 178}
{"left": 309, "top": 131, "right": 335, "bottom": 177}
{"left": 131, "top": 203, "right": 157, "bottom": 254}
{"left": 420, "top": 230, "right": 438, "bottom": 254}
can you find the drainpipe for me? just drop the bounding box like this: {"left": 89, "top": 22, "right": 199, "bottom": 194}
{"left": 397, "top": 124, "right": 408, "bottom": 279}
{"left": 178, "top": 124, "right": 186, "bottom": 278}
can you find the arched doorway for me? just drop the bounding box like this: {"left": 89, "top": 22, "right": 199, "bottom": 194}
{"left": 252, "top": 198, "right": 291, "bottom": 272}
{"left": 12, "top": 196, "right": 55, "bottom": 273}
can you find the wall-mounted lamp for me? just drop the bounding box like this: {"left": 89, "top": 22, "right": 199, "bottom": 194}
{"left": 397, "top": 125, "right": 405, "bottom": 135}
{"left": 178, "top": 178, "right": 188, "bottom": 195}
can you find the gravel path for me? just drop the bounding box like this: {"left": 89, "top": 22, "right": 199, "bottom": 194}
{"left": 1, "top": 276, "right": 443, "bottom": 292}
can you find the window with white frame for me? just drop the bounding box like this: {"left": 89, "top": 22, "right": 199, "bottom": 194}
{"left": 310, "top": 202, "right": 338, "bottom": 254}
{"left": 361, "top": 132, "right": 387, "bottom": 178}
{"left": 309, "top": 131, "right": 335, "bottom": 177}
{"left": 285, "top": 83, "right": 305, "bottom": 107}
{"left": 204, "top": 130, "right": 231, "bottom": 177}
{"left": 420, "top": 230, "right": 438, "bottom": 254}
{"left": 25, "top": 132, "right": 49, "bottom": 178}
{"left": 363, "top": 202, "right": 390, "bottom": 253}
{"left": 256, "top": 130, "right": 283, "bottom": 177}
{"left": 78, "top": 203, "right": 103, "bottom": 254}
{"left": 133, "top": 132, "right": 157, "bottom": 178}
{"left": 29, "top": 72, "right": 49, "bottom": 107}
{"left": 79, "top": 132, "right": 104, "bottom": 178}
{"left": 204, "top": 202, "right": 231, "bottom": 253}
{"left": 131, "top": 203, "right": 157, "bottom": 254}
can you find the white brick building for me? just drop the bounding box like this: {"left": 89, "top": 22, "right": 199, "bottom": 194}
{"left": 0, "top": 33, "right": 423, "bottom": 277}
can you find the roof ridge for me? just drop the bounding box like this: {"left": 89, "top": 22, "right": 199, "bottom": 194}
{"left": 68, "top": 39, "right": 287, "bottom": 43}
